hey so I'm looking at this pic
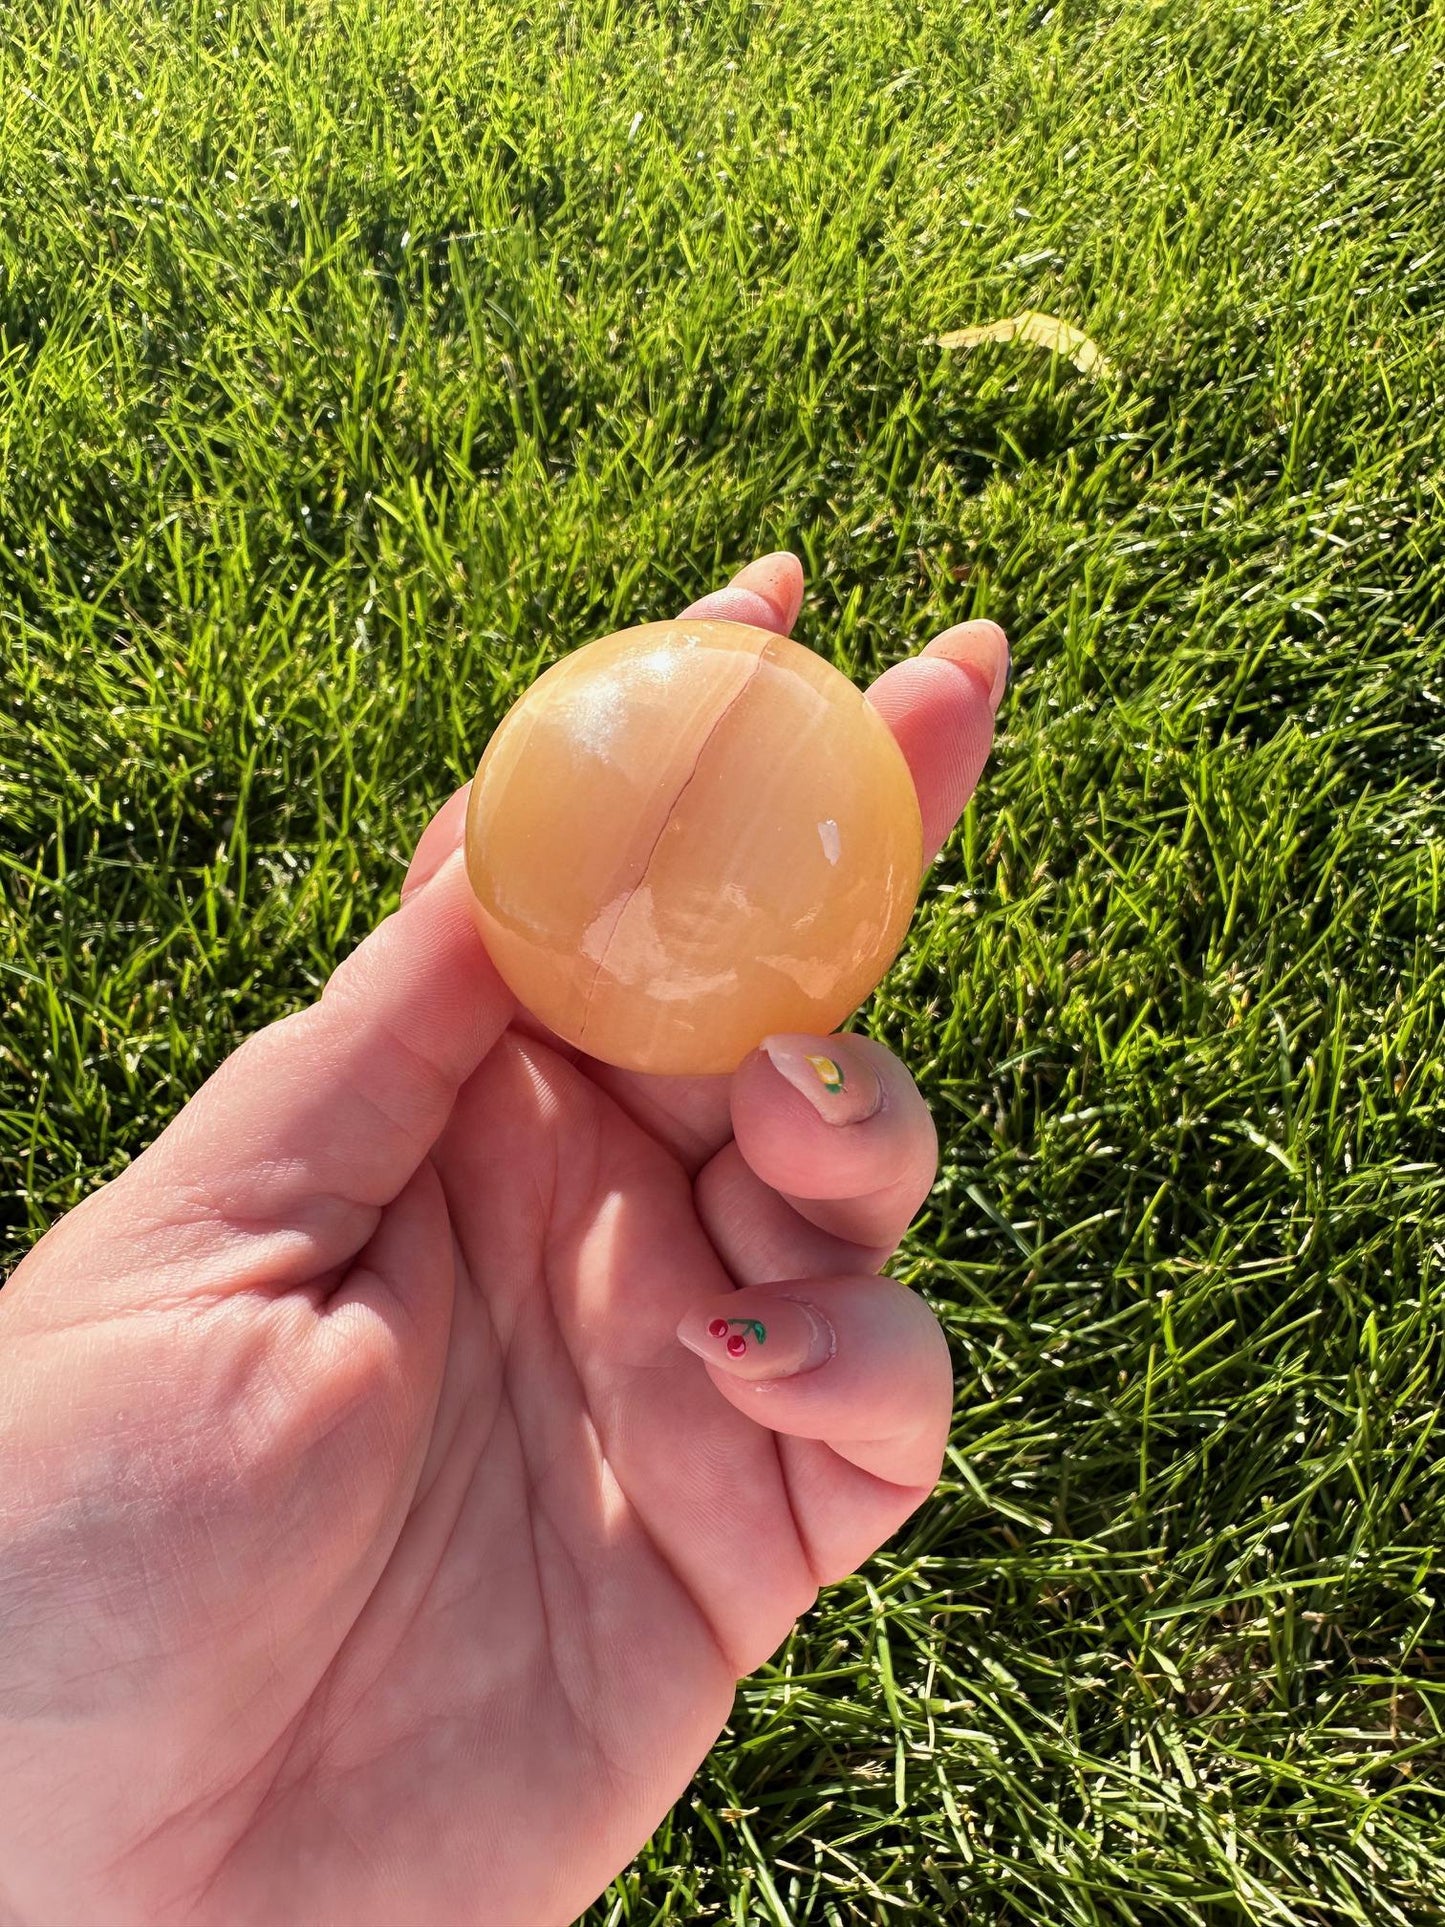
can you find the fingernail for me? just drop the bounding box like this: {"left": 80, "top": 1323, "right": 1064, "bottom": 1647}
{"left": 677, "top": 1296, "right": 836, "bottom": 1382}
{"left": 761, "top": 1034, "right": 883, "bottom": 1126}
{"left": 923, "top": 621, "right": 1010, "bottom": 713}
{"left": 682, "top": 552, "right": 804, "bottom": 636}
{"left": 401, "top": 844, "right": 464, "bottom": 906}
{"left": 728, "top": 551, "right": 803, "bottom": 607}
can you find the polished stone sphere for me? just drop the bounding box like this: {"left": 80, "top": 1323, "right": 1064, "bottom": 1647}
{"left": 464, "top": 618, "right": 923, "bottom": 1075}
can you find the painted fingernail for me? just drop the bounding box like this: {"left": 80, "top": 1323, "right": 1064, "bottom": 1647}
{"left": 761, "top": 1034, "right": 883, "bottom": 1126}
{"left": 923, "top": 621, "right": 1010, "bottom": 713}
{"left": 677, "top": 1297, "right": 836, "bottom": 1382}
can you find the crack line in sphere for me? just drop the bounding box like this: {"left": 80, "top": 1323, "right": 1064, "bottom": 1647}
{"left": 575, "top": 639, "right": 775, "bottom": 1054}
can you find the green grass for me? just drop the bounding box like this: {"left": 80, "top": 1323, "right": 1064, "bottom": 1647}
{"left": 3, "top": 0, "right": 1444, "bottom": 1918}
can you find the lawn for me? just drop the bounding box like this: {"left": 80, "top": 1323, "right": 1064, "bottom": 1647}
{"left": 2, "top": 0, "right": 1444, "bottom": 1920}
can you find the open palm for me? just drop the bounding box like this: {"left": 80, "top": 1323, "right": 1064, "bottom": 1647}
{"left": 0, "top": 557, "right": 1007, "bottom": 1927}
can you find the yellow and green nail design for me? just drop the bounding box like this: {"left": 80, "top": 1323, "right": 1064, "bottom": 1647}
{"left": 804, "top": 1053, "right": 845, "bottom": 1096}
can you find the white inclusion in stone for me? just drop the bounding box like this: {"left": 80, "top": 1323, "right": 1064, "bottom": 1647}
{"left": 817, "top": 818, "right": 842, "bottom": 865}
{"left": 580, "top": 892, "right": 631, "bottom": 963}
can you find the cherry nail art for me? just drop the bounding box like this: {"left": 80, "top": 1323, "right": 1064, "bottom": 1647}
{"left": 707, "top": 1315, "right": 767, "bottom": 1357}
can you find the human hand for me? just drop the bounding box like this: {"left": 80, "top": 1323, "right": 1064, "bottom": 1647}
{"left": 0, "top": 555, "right": 1008, "bottom": 1927}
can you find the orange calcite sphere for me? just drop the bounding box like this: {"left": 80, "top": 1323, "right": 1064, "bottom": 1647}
{"left": 463, "top": 618, "right": 923, "bottom": 1076}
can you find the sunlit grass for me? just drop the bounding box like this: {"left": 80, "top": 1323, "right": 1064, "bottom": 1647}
{"left": 2, "top": 0, "right": 1443, "bottom": 1919}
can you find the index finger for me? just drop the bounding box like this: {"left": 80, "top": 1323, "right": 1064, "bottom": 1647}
{"left": 401, "top": 778, "right": 473, "bottom": 901}
{"left": 865, "top": 619, "right": 1010, "bottom": 866}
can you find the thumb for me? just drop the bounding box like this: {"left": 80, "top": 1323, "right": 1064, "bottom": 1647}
{"left": 127, "top": 849, "right": 512, "bottom": 1280}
